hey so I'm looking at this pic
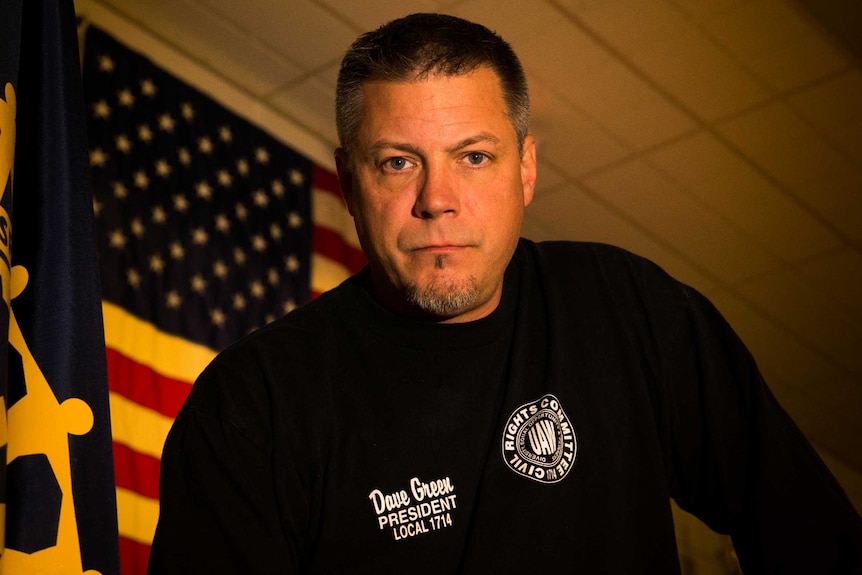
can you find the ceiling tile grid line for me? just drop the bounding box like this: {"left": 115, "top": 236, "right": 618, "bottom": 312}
{"left": 547, "top": 0, "right": 773, "bottom": 123}
{"left": 543, "top": 0, "right": 862, "bottom": 261}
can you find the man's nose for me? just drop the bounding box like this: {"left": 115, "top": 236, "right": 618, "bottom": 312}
{"left": 412, "top": 163, "right": 460, "bottom": 219}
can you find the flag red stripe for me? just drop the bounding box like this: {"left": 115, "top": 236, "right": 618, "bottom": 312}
{"left": 312, "top": 164, "right": 341, "bottom": 196}
{"left": 106, "top": 347, "right": 193, "bottom": 419}
{"left": 114, "top": 441, "right": 161, "bottom": 499}
{"left": 312, "top": 225, "right": 366, "bottom": 274}
{"left": 119, "top": 536, "right": 152, "bottom": 575}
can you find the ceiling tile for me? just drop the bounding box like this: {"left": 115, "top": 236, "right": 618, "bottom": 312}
{"left": 318, "top": 0, "right": 443, "bottom": 31}
{"left": 534, "top": 160, "right": 568, "bottom": 195}
{"left": 736, "top": 269, "right": 862, "bottom": 377}
{"left": 707, "top": 288, "right": 846, "bottom": 388}
{"left": 582, "top": 159, "right": 782, "bottom": 283}
{"left": 717, "top": 101, "right": 862, "bottom": 241}
{"left": 667, "top": 0, "right": 752, "bottom": 22}
{"left": 563, "top": 0, "right": 771, "bottom": 120}
{"left": 789, "top": 70, "right": 862, "bottom": 168}
{"left": 268, "top": 75, "right": 339, "bottom": 149}
{"left": 647, "top": 131, "right": 842, "bottom": 262}
{"left": 96, "top": 0, "right": 303, "bottom": 97}
{"left": 515, "top": 19, "right": 686, "bottom": 152}
{"left": 796, "top": 247, "right": 862, "bottom": 321}
{"left": 702, "top": 0, "right": 848, "bottom": 91}
{"left": 529, "top": 79, "right": 630, "bottom": 177}
{"left": 554, "top": 55, "right": 697, "bottom": 150}
{"left": 450, "top": 0, "right": 573, "bottom": 48}
{"left": 524, "top": 183, "right": 718, "bottom": 290}
{"left": 199, "top": 0, "right": 358, "bottom": 70}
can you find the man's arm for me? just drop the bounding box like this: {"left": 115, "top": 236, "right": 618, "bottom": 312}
{"left": 148, "top": 351, "right": 308, "bottom": 574}
{"left": 663, "top": 286, "right": 862, "bottom": 573}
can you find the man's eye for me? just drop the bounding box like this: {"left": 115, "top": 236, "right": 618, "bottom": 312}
{"left": 464, "top": 152, "right": 489, "bottom": 166}
{"left": 384, "top": 157, "right": 412, "bottom": 171}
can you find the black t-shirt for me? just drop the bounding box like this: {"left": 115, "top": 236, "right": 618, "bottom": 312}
{"left": 149, "top": 240, "right": 862, "bottom": 574}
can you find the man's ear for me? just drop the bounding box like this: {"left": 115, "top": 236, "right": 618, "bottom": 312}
{"left": 520, "top": 135, "right": 537, "bottom": 208}
{"left": 334, "top": 148, "right": 356, "bottom": 216}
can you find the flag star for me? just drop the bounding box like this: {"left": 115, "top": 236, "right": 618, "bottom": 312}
{"left": 152, "top": 205, "right": 167, "bottom": 224}
{"left": 269, "top": 223, "right": 283, "bottom": 241}
{"left": 215, "top": 214, "right": 231, "bottom": 233}
{"left": 149, "top": 254, "right": 165, "bottom": 274}
{"left": 190, "top": 274, "right": 208, "bottom": 293}
{"left": 155, "top": 158, "right": 172, "bottom": 177}
{"left": 178, "top": 147, "right": 192, "bottom": 166}
{"left": 181, "top": 102, "right": 195, "bottom": 121}
{"left": 288, "top": 212, "right": 303, "bottom": 228}
{"left": 89, "top": 148, "right": 108, "bottom": 167}
{"left": 219, "top": 126, "right": 233, "bottom": 142}
{"left": 115, "top": 134, "right": 133, "bottom": 153}
{"left": 283, "top": 299, "right": 297, "bottom": 314}
{"left": 165, "top": 290, "right": 183, "bottom": 309}
{"left": 289, "top": 169, "right": 304, "bottom": 186}
{"left": 250, "top": 281, "right": 265, "bottom": 298}
{"left": 235, "top": 203, "right": 248, "bottom": 222}
{"left": 93, "top": 198, "right": 102, "bottom": 217}
{"left": 130, "top": 218, "right": 146, "bottom": 238}
{"left": 254, "top": 147, "right": 270, "bottom": 164}
{"left": 236, "top": 158, "right": 250, "bottom": 176}
{"left": 198, "top": 137, "right": 214, "bottom": 154}
{"left": 158, "top": 113, "right": 176, "bottom": 132}
{"left": 251, "top": 234, "right": 267, "bottom": 252}
{"left": 196, "top": 181, "right": 213, "bottom": 200}
{"left": 109, "top": 229, "right": 127, "bottom": 249}
{"left": 170, "top": 242, "right": 185, "bottom": 260}
{"left": 117, "top": 88, "right": 135, "bottom": 107}
{"left": 141, "top": 78, "right": 158, "bottom": 97}
{"left": 210, "top": 308, "right": 227, "bottom": 327}
{"left": 285, "top": 255, "right": 300, "bottom": 272}
{"left": 232, "top": 293, "right": 247, "bottom": 310}
{"left": 213, "top": 260, "right": 229, "bottom": 278}
{"left": 271, "top": 179, "right": 285, "bottom": 197}
{"left": 112, "top": 182, "right": 128, "bottom": 198}
{"left": 264, "top": 313, "right": 275, "bottom": 324}
{"left": 98, "top": 54, "right": 115, "bottom": 72}
{"left": 173, "top": 194, "right": 189, "bottom": 212}
{"left": 217, "top": 170, "right": 233, "bottom": 187}
{"left": 92, "top": 99, "right": 112, "bottom": 119}
{"left": 133, "top": 170, "right": 150, "bottom": 189}
{"left": 138, "top": 124, "right": 153, "bottom": 142}
{"left": 252, "top": 189, "right": 268, "bottom": 207}
{"left": 233, "top": 247, "right": 247, "bottom": 265}
{"left": 191, "top": 227, "right": 209, "bottom": 245}
{"left": 267, "top": 268, "right": 279, "bottom": 285}
{"left": 126, "top": 268, "right": 142, "bottom": 288}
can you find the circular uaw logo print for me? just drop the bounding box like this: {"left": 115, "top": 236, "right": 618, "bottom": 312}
{"left": 502, "top": 394, "right": 577, "bottom": 484}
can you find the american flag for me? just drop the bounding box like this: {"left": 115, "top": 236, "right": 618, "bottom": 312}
{"left": 83, "top": 25, "right": 364, "bottom": 574}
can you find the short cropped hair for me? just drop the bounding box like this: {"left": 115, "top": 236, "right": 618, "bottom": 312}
{"left": 335, "top": 13, "right": 530, "bottom": 156}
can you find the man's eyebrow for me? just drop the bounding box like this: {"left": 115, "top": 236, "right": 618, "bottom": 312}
{"left": 366, "top": 133, "right": 503, "bottom": 157}
{"left": 448, "top": 133, "right": 502, "bottom": 151}
{"left": 367, "top": 141, "right": 422, "bottom": 157}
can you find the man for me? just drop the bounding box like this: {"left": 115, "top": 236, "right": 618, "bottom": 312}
{"left": 149, "top": 13, "right": 861, "bottom": 574}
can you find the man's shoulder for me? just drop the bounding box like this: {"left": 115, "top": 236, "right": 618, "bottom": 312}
{"left": 518, "top": 238, "right": 668, "bottom": 278}
{"left": 516, "top": 238, "right": 689, "bottom": 310}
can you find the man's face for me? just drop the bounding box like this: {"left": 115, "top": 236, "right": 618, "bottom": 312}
{"left": 336, "top": 66, "right": 536, "bottom": 323}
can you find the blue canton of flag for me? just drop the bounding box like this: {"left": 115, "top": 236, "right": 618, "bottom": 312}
{"left": 84, "top": 27, "right": 313, "bottom": 352}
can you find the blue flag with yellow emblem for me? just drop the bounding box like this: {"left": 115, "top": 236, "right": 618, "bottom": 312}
{"left": 0, "top": 1, "right": 120, "bottom": 574}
